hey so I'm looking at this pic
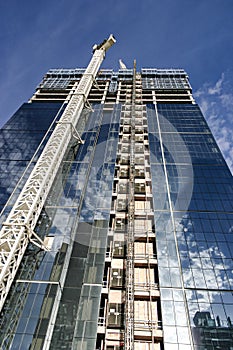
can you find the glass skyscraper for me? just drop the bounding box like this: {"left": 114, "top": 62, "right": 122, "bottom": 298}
{"left": 0, "top": 60, "right": 232, "bottom": 350}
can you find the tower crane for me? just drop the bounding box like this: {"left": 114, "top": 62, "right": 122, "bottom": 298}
{"left": 0, "top": 34, "right": 116, "bottom": 313}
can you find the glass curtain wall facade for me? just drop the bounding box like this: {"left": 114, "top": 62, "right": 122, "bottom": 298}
{"left": 0, "top": 66, "right": 232, "bottom": 350}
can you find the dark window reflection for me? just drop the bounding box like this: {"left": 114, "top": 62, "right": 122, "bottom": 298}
{"left": 192, "top": 311, "right": 233, "bottom": 350}
{"left": 0, "top": 102, "right": 63, "bottom": 208}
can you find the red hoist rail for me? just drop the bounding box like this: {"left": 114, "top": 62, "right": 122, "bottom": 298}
{"left": 0, "top": 35, "right": 116, "bottom": 313}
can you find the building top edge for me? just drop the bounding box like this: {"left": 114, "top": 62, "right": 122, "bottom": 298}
{"left": 45, "top": 68, "right": 188, "bottom": 76}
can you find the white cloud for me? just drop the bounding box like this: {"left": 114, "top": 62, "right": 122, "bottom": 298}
{"left": 219, "top": 93, "right": 233, "bottom": 109}
{"left": 208, "top": 73, "right": 224, "bottom": 95}
{"left": 194, "top": 71, "right": 233, "bottom": 173}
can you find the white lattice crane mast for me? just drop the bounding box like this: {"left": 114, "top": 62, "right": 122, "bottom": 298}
{"left": 0, "top": 34, "right": 116, "bottom": 313}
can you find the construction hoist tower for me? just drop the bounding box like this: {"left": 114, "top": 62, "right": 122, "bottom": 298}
{"left": 0, "top": 34, "right": 116, "bottom": 313}
{"left": 125, "top": 60, "right": 137, "bottom": 350}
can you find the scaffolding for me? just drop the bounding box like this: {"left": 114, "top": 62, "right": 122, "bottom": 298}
{"left": 94, "top": 60, "right": 164, "bottom": 350}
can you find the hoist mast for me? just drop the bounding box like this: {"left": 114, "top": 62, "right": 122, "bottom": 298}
{"left": 125, "top": 60, "right": 136, "bottom": 350}
{"left": 0, "top": 34, "right": 116, "bottom": 313}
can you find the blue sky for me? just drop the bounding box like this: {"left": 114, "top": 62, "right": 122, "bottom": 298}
{"left": 0, "top": 0, "right": 233, "bottom": 171}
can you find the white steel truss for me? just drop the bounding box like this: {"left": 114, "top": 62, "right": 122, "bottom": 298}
{"left": 0, "top": 35, "right": 116, "bottom": 313}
